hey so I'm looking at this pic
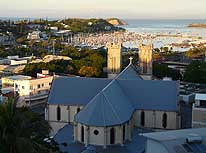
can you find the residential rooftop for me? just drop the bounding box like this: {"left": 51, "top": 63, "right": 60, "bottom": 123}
{"left": 144, "top": 128, "right": 206, "bottom": 142}
{"left": 5, "top": 75, "right": 32, "bottom": 80}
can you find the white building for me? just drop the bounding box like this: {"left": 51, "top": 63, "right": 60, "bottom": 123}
{"left": 179, "top": 91, "right": 195, "bottom": 104}
{"left": 10, "top": 59, "right": 28, "bottom": 66}
{"left": 43, "top": 55, "right": 72, "bottom": 63}
{"left": 2, "top": 75, "right": 32, "bottom": 87}
{"left": 50, "top": 26, "right": 58, "bottom": 31}
{"left": 2, "top": 74, "right": 53, "bottom": 107}
{"left": 0, "top": 56, "right": 32, "bottom": 66}
{"left": 192, "top": 93, "right": 206, "bottom": 128}
{"left": 30, "top": 55, "right": 72, "bottom": 64}
{"left": 27, "top": 31, "right": 41, "bottom": 40}
{"left": 144, "top": 128, "right": 206, "bottom": 153}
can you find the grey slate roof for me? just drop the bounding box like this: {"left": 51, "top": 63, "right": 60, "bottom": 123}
{"left": 53, "top": 125, "right": 85, "bottom": 153}
{"left": 118, "top": 79, "right": 179, "bottom": 111}
{"left": 48, "top": 77, "right": 111, "bottom": 105}
{"left": 48, "top": 63, "right": 179, "bottom": 126}
{"left": 116, "top": 64, "right": 142, "bottom": 80}
{"left": 75, "top": 80, "right": 134, "bottom": 126}
{"left": 54, "top": 125, "right": 151, "bottom": 153}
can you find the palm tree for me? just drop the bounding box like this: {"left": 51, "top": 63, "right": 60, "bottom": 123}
{"left": 0, "top": 99, "right": 52, "bottom": 153}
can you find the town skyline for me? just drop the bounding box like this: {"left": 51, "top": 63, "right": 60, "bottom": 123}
{"left": 0, "top": 0, "right": 206, "bottom": 19}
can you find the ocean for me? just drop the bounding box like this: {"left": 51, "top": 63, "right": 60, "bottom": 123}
{"left": 124, "top": 19, "right": 206, "bottom": 37}
{"left": 121, "top": 19, "right": 206, "bottom": 51}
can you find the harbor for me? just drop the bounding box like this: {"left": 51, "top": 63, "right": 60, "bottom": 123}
{"left": 68, "top": 31, "right": 206, "bottom": 52}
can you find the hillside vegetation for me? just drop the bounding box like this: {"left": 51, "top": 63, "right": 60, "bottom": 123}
{"left": 48, "top": 18, "right": 125, "bottom": 33}
{"left": 185, "top": 47, "right": 206, "bottom": 58}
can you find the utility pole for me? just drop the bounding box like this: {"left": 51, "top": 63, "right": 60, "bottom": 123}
{"left": 52, "top": 39, "right": 56, "bottom": 55}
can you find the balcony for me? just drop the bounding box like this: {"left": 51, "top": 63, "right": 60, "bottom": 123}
{"left": 25, "top": 92, "right": 48, "bottom": 101}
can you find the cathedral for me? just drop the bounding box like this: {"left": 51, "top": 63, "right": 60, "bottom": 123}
{"left": 107, "top": 41, "right": 153, "bottom": 80}
{"left": 45, "top": 42, "right": 181, "bottom": 150}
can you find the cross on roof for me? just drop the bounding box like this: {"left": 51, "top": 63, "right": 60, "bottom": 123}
{"left": 129, "top": 57, "right": 133, "bottom": 64}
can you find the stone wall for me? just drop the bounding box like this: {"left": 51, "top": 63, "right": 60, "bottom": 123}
{"left": 134, "top": 110, "right": 180, "bottom": 130}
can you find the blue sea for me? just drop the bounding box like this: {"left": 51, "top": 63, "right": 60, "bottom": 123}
{"left": 124, "top": 19, "right": 206, "bottom": 37}
{"left": 121, "top": 19, "right": 206, "bottom": 51}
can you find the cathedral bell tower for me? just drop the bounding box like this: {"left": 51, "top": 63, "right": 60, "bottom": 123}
{"left": 107, "top": 42, "right": 122, "bottom": 79}
{"left": 138, "top": 41, "right": 153, "bottom": 80}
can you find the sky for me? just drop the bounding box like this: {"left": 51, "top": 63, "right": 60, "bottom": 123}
{"left": 0, "top": 0, "right": 206, "bottom": 19}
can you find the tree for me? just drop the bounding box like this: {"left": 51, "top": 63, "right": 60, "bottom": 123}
{"left": 16, "top": 36, "right": 27, "bottom": 44}
{"left": 66, "top": 65, "right": 75, "bottom": 74}
{"left": 153, "top": 63, "right": 182, "bottom": 80}
{"left": 0, "top": 48, "right": 8, "bottom": 57}
{"left": 79, "top": 66, "right": 101, "bottom": 77}
{"left": 60, "top": 46, "right": 80, "bottom": 59}
{"left": 185, "top": 47, "right": 206, "bottom": 58}
{"left": 24, "top": 47, "right": 106, "bottom": 77}
{"left": 183, "top": 61, "right": 206, "bottom": 83}
{"left": 153, "top": 52, "right": 162, "bottom": 61}
{"left": 42, "top": 41, "right": 49, "bottom": 49}
{"left": 0, "top": 100, "right": 52, "bottom": 153}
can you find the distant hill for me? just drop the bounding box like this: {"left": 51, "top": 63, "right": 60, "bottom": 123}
{"left": 188, "top": 23, "right": 206, "bottom": 28}
{"left": 106, "top": 18, "right": 128, "bottom": 26}
{"left": 47, "top": 18, "right": 125, "bottom": 33}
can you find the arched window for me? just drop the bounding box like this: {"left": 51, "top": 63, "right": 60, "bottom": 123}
{"left": 140, "top": 111, "right": 145, "bottom": 127}
{"left": 123, "top": 125, "right": 126, "bottom": 142}
{"left": 81, "top": 126, "right": 84, "bottom": 142}
{"left": 143, "top": 60, "right": 148, "bottom": 73}
{"left": 162, "top": 113, "right": 167, "bottom": 128}
{"left": 110, "top": 128, "right": 115, "bottom": 144}
{"left": 77, "top": 108, "right": 80, "bottom": 113}
{"left": 57, "top": 106, "right": 61, "bottom": 121}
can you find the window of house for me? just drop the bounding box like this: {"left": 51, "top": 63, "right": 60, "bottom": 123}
{"left": 22, "top": 86, "right": 24, "bottom": 89}
{"left": 200, "top": 100, "right": 206, "bottom": 107}
{"left": 42, "top": 84, "right": 44, "bottom": 87}
{"left": 94, "top": 130, "right": 99, "bottom": 135}
{"left": 57, "top": 106, "right": 61, "bottom": 121}
{"left": 49, "top": 83, "right": 52, "bottom": 86}
{"left": 37, "top": 84, "right": 41, "bottom": 89}
{"left": 162, "top": 113, "right": 167, "bottom": 128}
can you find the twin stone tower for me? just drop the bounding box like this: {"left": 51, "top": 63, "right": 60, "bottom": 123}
{"left": 107, "top": 42, "right": 153, "bottom": 80}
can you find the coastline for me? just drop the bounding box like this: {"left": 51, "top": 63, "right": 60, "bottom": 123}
{"left": 188, "top": 23, "right": 206, "bottom": 28}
